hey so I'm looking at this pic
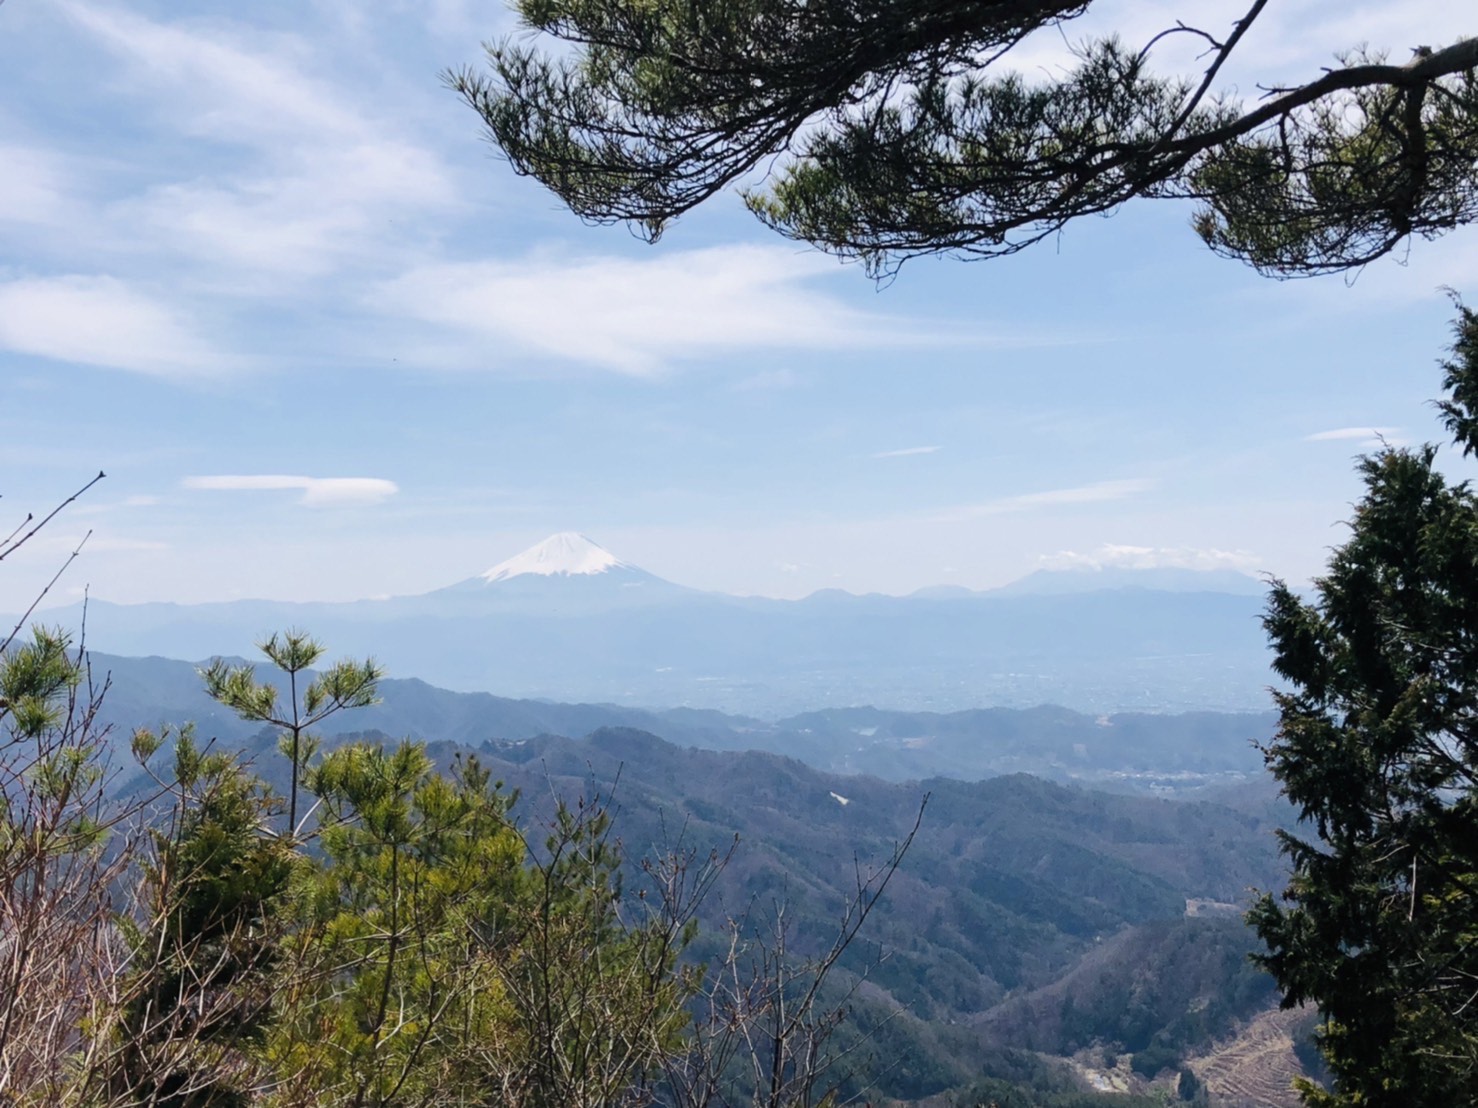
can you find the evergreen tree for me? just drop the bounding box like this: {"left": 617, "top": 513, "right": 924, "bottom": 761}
{"left": 1252, "top": 305, "right": 1478, "bottom": 1105}
{"left": 197, "top": 632, "right": 700, "bottom": 1107}
{"left": 273, "top": 741, "right": 528, "bottom": 1106}
{"left": 104, "top": 729, "right": 296, "bottom": 1108}
{"left": 201, "top": 631, "right": 381, "bottom": 840}
{"left": 449, "top": 0, "right": 1478, "bottom": 277}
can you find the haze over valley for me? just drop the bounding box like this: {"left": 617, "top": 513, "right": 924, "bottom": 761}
{"left": 33, "top": 532, "right": 1278, "bottom": 718}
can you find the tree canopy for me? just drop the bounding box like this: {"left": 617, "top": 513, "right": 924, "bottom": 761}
{"left": 449, "top": 0, "right": 1477, "bottom": 278}
{"left": 1252, "top": 306, "right": 1478, "bottom": 1105}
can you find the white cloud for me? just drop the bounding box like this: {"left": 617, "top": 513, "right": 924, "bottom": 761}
{"left": 118, "top": 138, "right": 454, "bottom": 278}
{"left": 1040, "top": 544, "right": 1261, "bottom": 572}
{"left": 0, "top": 275, "right": 236, "bottom": 376}
{"left": 0, "top": 144, "right": 74, "bottom": 226}
{"left": 60, "top": 1, "right": 456, "bottom": 281}
{"left": 183, "top": 475, "right": 400, "bottom": 507}
{"left": 59, "top": 2, "right": 362, "bottom": 145}
{"left": 933, "top": 478, "right": 1153, "bottom": 522}
{"left": 1306, "top": 426, "right": 1403, "bottom": 445}
{"left": 377, "top": 245, "right": 934, "bottom": 374}
{"left": 873, "top": 445, "right": 941, "bottom": 459}
{"left": 1002, "top": 478, "right": 1154, "bottom": 508}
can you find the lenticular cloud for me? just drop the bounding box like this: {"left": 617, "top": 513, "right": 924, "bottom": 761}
{"left": 182, "top": 474, "right": 398, "bottom": 507}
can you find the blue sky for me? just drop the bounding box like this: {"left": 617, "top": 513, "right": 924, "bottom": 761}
{"left": 2, "top": 0, "right": 1475, "bottom": 608}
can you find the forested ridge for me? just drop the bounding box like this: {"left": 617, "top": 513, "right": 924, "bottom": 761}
{"left": 8, "top": 307, "right": 1478, "bottom": 1104}
{"left": 1, "top": 626, "right": 1290, "bottom": 1105}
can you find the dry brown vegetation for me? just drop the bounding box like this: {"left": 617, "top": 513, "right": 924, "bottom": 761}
{"left": 1188, "top": 1003, "right": 1310, "bottom": 1108}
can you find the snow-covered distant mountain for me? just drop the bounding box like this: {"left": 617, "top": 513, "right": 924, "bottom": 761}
{"left": 991, "top": 566, "right": 1267, "bottom": 597}
{"left": 430, "top": 533, "right": 686, "bottom": 612}
{"left": 9, "top": 534, "right": 1279, "bottom": 716}
{"left": 477, "top": 532, "right": 632, "bottom": 582}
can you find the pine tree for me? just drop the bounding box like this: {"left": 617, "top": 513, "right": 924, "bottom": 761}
{"left": 104, "top": 730, "right": 296, "bottom": 1108}
{"left": 449, "top": 0, "right": 1478, "bottom": 277}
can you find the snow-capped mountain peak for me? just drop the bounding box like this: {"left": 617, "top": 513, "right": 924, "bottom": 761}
{"left": 478, "top": 533, "right": 631, "bottom": 583}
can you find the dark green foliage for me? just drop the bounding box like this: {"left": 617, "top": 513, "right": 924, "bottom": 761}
{"left": 203, "top": 631, "right": 382, "bottom": 838}
{"left": 1, "top": 624, "right": 124, "bottom": 1104}
{"left": 0, "top": 626, "right": 79, "bottom": 740}
{"left": 1290, "top": 1009, "right": 1332, "bottom": 1092}
{"left": 1128, "top": 1042, "right": 1177, "bottom": 1079}
{"left": 18, "top": 634, "right": 711, "bottom": 1107}
{"left": 1252, "top": 306, "right": 1478, "bottom": 1106}
{"left": 109, "top": 730, "right": 295, "bottom": 1108}
{"left": 1175, "top": 1066, "right": 1206, "bottom": 1104}
{"left": 0, "top": 628, "right": 107, "bottom": 859}
{"left": 451, "top": 0, "right": 1478, "bottom": 276}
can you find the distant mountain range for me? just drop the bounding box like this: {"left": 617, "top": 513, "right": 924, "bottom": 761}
{"left": 89, "top": 650, "right": 1276, "bottom": 794}
{"left": 20, "top": 533, "right": 1279, "bottom": 715}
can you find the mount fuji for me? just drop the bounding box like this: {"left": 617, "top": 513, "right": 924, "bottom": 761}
{"left": 416, "top": 533, "right": 692, "bottom": 616}
{"left": 477, "top": 531, "right": 634, "bottom": 582}
{"left": 11, "top": 534, "right": 1276, "bottom": 716}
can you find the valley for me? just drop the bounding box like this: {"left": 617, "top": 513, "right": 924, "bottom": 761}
{"left": 12, "top": 536, "right": 1311, "bottom": 1105}
{"left": 82, "top": 646, "right": 1304, "bottom": 1106}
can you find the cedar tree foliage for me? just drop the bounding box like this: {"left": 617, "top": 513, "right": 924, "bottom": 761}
{"left": 1252, "top": 305, "right": 1478, "bottom": 1106}
{"left": 449, "top": 0, "right": 1477, "bottom": 277}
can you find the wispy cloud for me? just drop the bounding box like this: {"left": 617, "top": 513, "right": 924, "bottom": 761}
{"left": 0, "top": 275, "right": 238, "bottom": 376}
{"left": 57, "top": 1, "right": 456, "bottom": 282}
{"left": 377, "top": 246, "right": 939, "bottom": 374}
{"left": 0, "top": 143, "right": 75, "bottom": 227}
{"left": 116, "top": 141, "right": 453, "bottom": 279}
{"left": 1040, "top": 543, "right": 1260, "bottom": 572}
{"left": 60, "top": 1, "right": 362, "bottom": 145}
{"left": 1306, "top": 426, "right": 1403, "bottom": 445}
{"left": 931, "top": 478, "right": 1153, "bottom": 522}
{"left": 998, "top": 478, "right": 1154, "bottom": 509}
{"left": 183, "top": 475, "right": 399, "bottom": 507}
{"left": 873, "top": 445, "right": 941, "bottom": 459}
{"left": 74, "top": 494, "right": 164, "bottom": 517}
{"left": 8, "top": 5, "right": 1019, "bottom": 381}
